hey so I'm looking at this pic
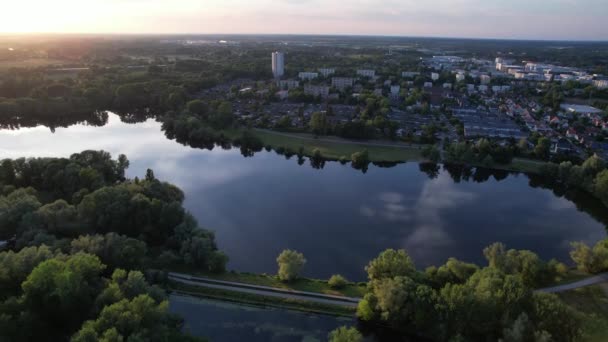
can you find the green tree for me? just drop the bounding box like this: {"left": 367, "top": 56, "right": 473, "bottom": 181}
{"left": 365, "top": 249, "right": 416, "bottom": 281}
{"left": 276, "top": 249, "right": 306, "bottom": 282}
{"left": 595, "top": 170, "right": 608, "bottom": 205}
{"left": 186, "top": 100, "right": 207, "bottom": 116}
{"left": 70, "top": 233, "right": 147, "bottom": 271}
{"left": 534, "top": 138, "right": 551, "bottom": 159}
{"left": 71, "top": 295, "right": 187, "bottom": 342}
{"left": 22, "top": 253, "right": 106, "bottom": 338}
{"left": 309, "top": 111, "right": 328, "bottom": 135}
{"left": 328, "top": 326, "right": 363, "bottom": 342}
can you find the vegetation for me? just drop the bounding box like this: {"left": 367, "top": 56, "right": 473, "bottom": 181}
{"left": 556, "top": 285, "right": 608, "bottom": 342}
{"left": 0, "top": 251, "right": 199, "bottom": 341}
{"left": 276, "top": 249, "right": 307, "bottom": 282}
{"left": 328, "top": 274, "right": 348, "bottom": 289}
{"left": 328, "top": 326, "right": 363, "bottom": 342}
{"left": 357, "top": 245, "right": 581, "bottom": 341}
{"left": 0, "top": 150, "right": 225, "bottom": 341}
{"left": 540, "top": 154, "right": 608, "bottom": 208}
{"left": 570, "top": 239, "right": 608, "bottom": 274}
{"left": 164, "top": 268, "right": 366, "bottom": 297}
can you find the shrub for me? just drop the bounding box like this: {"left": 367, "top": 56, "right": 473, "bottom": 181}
{"left": 328, "top": 274, "right": 348, "bottom": 289}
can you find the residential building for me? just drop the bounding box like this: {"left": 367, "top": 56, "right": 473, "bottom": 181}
{"left": 560, "top": 104, "right": 603, "bottom": 116}
{"left": 390, "top": 85, "right": 401, "bottom": 97}
{"left": 271, "top": 51, "right": 285, "bottom": 78}
{"left": 594, "top": 78, "right": 608, "bottom": 89}
{"left": 480, "top": 75, "right": 491, "bottom": 85}
{"left": 332, "top": 77, "right": 355, "bottom": 90}
{"left": 298, "top": 72, "right": 319, "bottom": 80}
{"left": 431, "top": 73, "right": 440, "bottom": 81}
{"left": 304, "top": 85, "right": 329, "bottom": 98}
{"left": 275, "top": 90, "right": 289, "bottom": 101}
{"left": 318, "top": 68, "right": 335, "bottom": 77}
{"left": 278, "top": 79, "right": 299, "bottom": 90}
{"left": 424, "top": 82, "right": 433, "bottom": 88}
{"left": 456, "top": 73, "right": 465, "bottom": 82}
{"left": 432, "top": 56, "right": 464, "bottom": 63}
{"left": 402, "top": 71, "right": 420, "bottom": 78}
{"left": 357, "top": 69, "right": 375, "bottom": 78}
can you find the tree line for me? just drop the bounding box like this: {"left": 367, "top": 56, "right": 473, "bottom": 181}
{"left": 0, "top": 150, "right": 228, "bottom": 341}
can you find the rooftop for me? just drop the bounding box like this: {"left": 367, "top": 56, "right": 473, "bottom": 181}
{"left": 560, "top": 104, "right": 603, "bottom": 114}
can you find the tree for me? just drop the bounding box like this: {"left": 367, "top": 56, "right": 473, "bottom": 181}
{"left": 421, "top": 145, "right": 441, "bottom": 163}
{"left": 71, "top": 295, "right": 187, "bottom": 342}
{"left": 534, "top": 138, "right": 551, "bottom": 159}
{"left": 328, "top": 274, "right": 348, "bottom": 289}
{"left": 0, "top": 245, "right": 56, "bottom": 298}
{"left": 70, "top": 233, "right": 147, "bottom": 271}
{"left": 309, "top": 111, "right": 328, "bottom": 135}
{"left": 0, "top": 187, "right": 42, "bottom": 239}
{"left": 595, "top": 170, "right": 608, "bottom": 205}
{"left": 22, "top": 253, "right": 106, "bottom": 338}
{"left": 186, "top": 100, "right": 207, "bottom": 116}
{"left": 351, "top": 150, "right": 370, "bottom": 169}
{"left": 276, "top": 249, "right": 306, "bottom": 282}
{"left": 328, "top": 326, "right": 363, "bottom": 342}
{"left": 570, "top": 239, "right": 608, "bottom": 274}
{"left": 365, "top": 249, "right": 415, "bottom": 281}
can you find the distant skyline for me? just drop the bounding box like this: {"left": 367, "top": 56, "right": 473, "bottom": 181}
{"left": 1, "top": 0, "right": 607, "bottom": 41}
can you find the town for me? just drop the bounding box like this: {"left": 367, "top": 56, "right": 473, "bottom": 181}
{"left": 192, "top": 47, "right": 608, "bottom": 164}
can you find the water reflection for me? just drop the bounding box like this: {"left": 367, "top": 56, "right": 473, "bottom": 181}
{"left": 169, "top": 294, "right": 354, "bottom": 342}
{"left": 0, "top": 113, "right": 606, "bottom": 280}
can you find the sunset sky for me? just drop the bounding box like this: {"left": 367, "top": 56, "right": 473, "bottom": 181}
{"left": 1, "top": 0, "right": 606, "bottom": 40}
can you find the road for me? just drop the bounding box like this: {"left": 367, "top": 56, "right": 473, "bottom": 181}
{"left": 536, "top": 272, "right": 608, "bottom": 293}
{"left": 168, "top": 272, "right": 361, "bottom": 308}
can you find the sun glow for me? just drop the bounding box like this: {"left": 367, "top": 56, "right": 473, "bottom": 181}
{"left": 0, "top": 0, "right": 117, "bottom": 33}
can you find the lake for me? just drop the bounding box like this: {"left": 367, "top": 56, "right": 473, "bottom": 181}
{"left": 169, "top": 294, "right": 354, "bottom": 342}
{"left": 1, "top": 112, "right": 606, "bottom": 281}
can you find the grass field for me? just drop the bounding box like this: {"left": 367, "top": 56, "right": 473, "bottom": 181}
{"left": 557, "top": 284, "right": 608, "bottom": 342}
{"left": 169, "top": 267, "right": 367, "bottom": 298}
{"left": 245, "top": 129, "right": 549, "bottom": 174}
{"left": 251, "top": 130, "right": 425, "bottom": 162}
{"left": 486, "top": 157, "right": 545, "bottom": 174}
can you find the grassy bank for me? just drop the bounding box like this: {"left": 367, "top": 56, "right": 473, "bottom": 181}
{"left": 170, "top": 281, "right": 356, "bottom": 317}
{"left": 557, "top": 284, "right": 608, "bottom": 342}
{"left": 224, "top": 128, "right": 549, "bottom": 173}
{"left": 169, "top": 268, "right": 366, "bottom": 298}
{"left": 252, "top": 129, "right": 425, "bottom": 162}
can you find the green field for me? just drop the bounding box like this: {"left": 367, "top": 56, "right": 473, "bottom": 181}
{"left": 251, "top": 130, "right": 425, "bottom": 162}
{"left": 557, "top": 284, "right": 608, "bottom": 342}
{"left": 484, "top": 157, "right": 546, "bottom": 174}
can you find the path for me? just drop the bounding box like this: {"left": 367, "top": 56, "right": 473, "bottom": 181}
{"left": 536, "top": 272, "right": 608, "bottom": 293}
{"left": 168, "top": 272, "right": 361, "bottom": 308}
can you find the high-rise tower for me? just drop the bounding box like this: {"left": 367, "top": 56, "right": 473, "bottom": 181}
{"left": 272, "top": 51, "right": 285, "bottom": 79}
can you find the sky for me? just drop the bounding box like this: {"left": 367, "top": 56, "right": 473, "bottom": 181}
{"left": 1, "top": 0, "right": 607, "bottom": 40}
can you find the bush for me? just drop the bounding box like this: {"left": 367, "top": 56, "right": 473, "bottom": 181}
{"left": 328, "top": 274, "right": 348, "bottom": 289}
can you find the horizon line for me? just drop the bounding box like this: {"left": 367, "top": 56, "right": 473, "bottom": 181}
{"left": 1, "top": 31, "right": 607, "bottom": 43}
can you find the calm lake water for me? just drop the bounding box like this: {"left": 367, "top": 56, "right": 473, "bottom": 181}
{"left": 1, "top": 113, "right": 606, "bottom": 281}
{"left": 169, "top": 294, "right": 354, "bottom": 342}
